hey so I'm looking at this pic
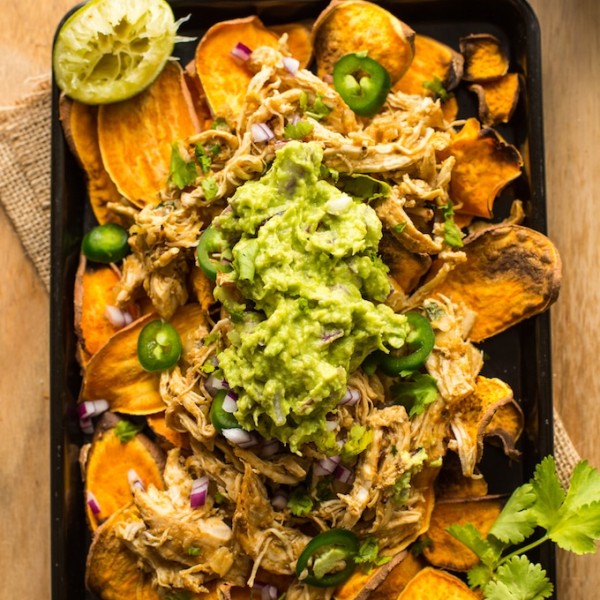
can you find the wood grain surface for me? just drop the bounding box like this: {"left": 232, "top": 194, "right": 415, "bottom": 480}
{"left": 0, "top": 1, "right": 598, "bottom": 599}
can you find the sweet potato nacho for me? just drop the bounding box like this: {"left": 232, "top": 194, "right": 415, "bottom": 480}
{"left": 54, "top": 1, "right": 600, "bottom": 599}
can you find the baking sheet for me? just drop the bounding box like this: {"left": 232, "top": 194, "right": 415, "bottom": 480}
{"left": 50, "top": 1, "right": 555, "bottom": 597}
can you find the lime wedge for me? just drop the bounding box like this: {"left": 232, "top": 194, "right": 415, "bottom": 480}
{"left": 53, "top": 0, "right": 177, "bottom": 104}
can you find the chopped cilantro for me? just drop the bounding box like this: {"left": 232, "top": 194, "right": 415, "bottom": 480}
{"left": 201, "top": 177, "right": 218, "bottom": 201}
{"left": 186, "top": 546, "right": 201, "bottom": 556}
{"left": 448, "top": 456, "right": 600, "bottom": 599}
{"left": 337, "top": 173, "right": 391, "bottom": 203}
{"left": 213, "top": 491, "right": 226, "bottom": 505}
{"left": 423, "top": 76, "right": 450, "bottom": 102}
{"left": 315, "top": 476, "right": 336, "bottom": 501}
{"left": 168, "top": 142, "right": 197, "bottom": 189}
{"left": 114, "top": 420, "right": 144, "bottom": 443}
{"left": 391, "top": 472, "right": 412, "bottom": 505}
{"left": 288, "top": 486, "right": 313, "bottom": 517}
{"left": 442, "top": 202, "right": 463, "bottom": 248}
{"left": 200, "top": 362, "right": 216, "bottom": 374}
{"left": 410, "top": 537, "right": 432, "bottom": 556}
{"left": 354, "top": 537, "right": 391, "bottom": 571}
{"left": 194, "top": 144, "right": 212, "bottom": 174}
{"left": 211, "top": 117, "right": 230, "bottom": 131}
{"left": 424, "top": 301, "right": 445, "bottom": 321}
{"left": 284, "top": 119, "right": 314, "bottom": 140}
{"left": 391, "top": 373, "right": 439, "bottom": 418}
{"left": 305, "top": 94, "right": 333, "bottom": 120}
{"left": 209, "top": 143, "right": 221, "bottom": 156}
{"left": 391, "top": 222, "right": 407, "bottom": 234}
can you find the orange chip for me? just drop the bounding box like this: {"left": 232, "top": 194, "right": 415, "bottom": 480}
{"left": 270, "top": 22, "right": 313, "bottom": 68}
{"left": 470, "top": 73, "right": 520, "bottom": 126}
{"left": 398, "top": 567, "right": 480, "bottom": 599}
{"left": 98, "top": 61, "right": 200, "bottom": 207}
{"left": 460, "top": 34, "right": 509, "bottom": 82}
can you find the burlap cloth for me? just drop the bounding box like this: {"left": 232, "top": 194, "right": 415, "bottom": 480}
{"left": 0, "top": 76, "right": 582, "bottom": 487}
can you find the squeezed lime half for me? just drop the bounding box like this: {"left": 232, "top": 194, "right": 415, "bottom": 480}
{"left": 53, "top": 0, "right": 177, "bottom": 104}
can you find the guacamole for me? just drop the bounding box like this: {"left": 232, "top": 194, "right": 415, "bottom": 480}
{"left": 214, "top": 141, "right": 407, "bottom": 454}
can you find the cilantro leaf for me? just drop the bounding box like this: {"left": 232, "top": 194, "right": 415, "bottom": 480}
{"left": 447, "top": 522, "right": 502, "bottom": 568}
{"left": 114, "top": 420, "right": 144, "bottom": 443}
{"left": 423, "top": 76, "right": 450, "bottom": 102}
{"left": 442, "top": 202, "right": 463, "bottom": 248}
{"left": 194, "top": 144, "right": 212, "bottom": 174}
{"left": 547, "top": 501, "right": 600, "bottom": 554}
{"left": 284, "top": 119, "right": 314, "bottom": 140}
{"left": 484, "top": 555, "right": 553, "bottom": 600}
{"left": 337, "top": 174, "right": 391, "bottom": 203}
{"left": 562, "top": 459, "right": 600, "bottom": 514}
{"left": 354, "top": 537, "right": 391, "bottom": 570}
{"left": 489, "top": 483, "right": 537, "bottom": 545}
{"left": 529, "top": 456, "right": 565, "bottom": 529}
{"left": 390, "top": 373, "right": 438, "bottom": 418}
{"left": 169, "top": 142, "right": 197, "bottom": 189}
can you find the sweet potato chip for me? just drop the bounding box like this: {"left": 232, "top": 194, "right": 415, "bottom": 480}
{"left": 449, "top": 376, "right": 523, "bottom": 477}
{"left": 84, "top": 412, "right": 165, "bottom": 529}
{"left": 370, "top": 553, "right": 426, "bottom": 600}
{"left": 379, "top": 233, "right": 431, "bottom": 293}
{"left": 80, "top": 303, "right": 209, "bottom": 414}
{"left": 270, "top": 22, "right": 313, "bottom": 68}
{"left": 421, "top": 498, "right": 503, "bottom": 572}
{"left": 183, "top": 60, "right": 214, "bottom": 131}
{"left": 441, "top": 95, "right": 459, "bottom": 123}
{"left": 85, "top": 504, "right": 147, "bottom": 599}
{"left": 428, "top": 224, "right": 562, "bottom": 341}
{"left": 394, "top": 34, "right": 463, "bottom": 96}
{"left": 441, "top": 118, "right": 523, "bottom": 218}
{"left": 147, "top": 412, "right": 191, "bottom": 450}
{"left": 59, "top": 96, "right": 124, "bottom": 226}
{"left": 483, "top": 399, "right": 524, "bottom": 458}
{"left": 312, "top": 0, "right": 415, "bottom": 84}
{"left": 470, "top": 73, "right": 520, "bottom": 126}
{"left": 460, "top": 33, "right": 509, "bottom": 82}
{"left": 189, "top": 264, "right": 216, "bottom": 313}
{"left": 397, "top": 567, "right": 480, "bottom": 599}
{"left": 335, "top": 551, "right": 408, "bottom": 600}
{"left": 74, "top": 257, "right": 140, "bottom": 366}
{"left": 195, "top": 16, "right": 280, "bottom": 123}
{"left": 98, "top": 61, "right": 200, "bottom": 208}
{"left": 435, "top": 452, "right": 489, "bottom": 500}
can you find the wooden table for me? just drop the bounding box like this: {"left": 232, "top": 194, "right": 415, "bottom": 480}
{"left": 0, "top": 1, "right": 597, "bottom": 598}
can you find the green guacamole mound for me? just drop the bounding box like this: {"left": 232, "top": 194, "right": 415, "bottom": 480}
{"left": 214, "top": 141, "right": 407, "bottom": 454}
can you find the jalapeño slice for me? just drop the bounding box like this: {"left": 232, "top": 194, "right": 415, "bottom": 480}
{"left": 333, "top": 53, "right": 392, "bottom": 117}
{"left": 196, "top": 226, "right": 232, "bottom": 281}
{"left": 137, "top": 320, "right": 182, "bottom": 372}
{"left": 81, "top": 223, "right": 130, "bottom": 263}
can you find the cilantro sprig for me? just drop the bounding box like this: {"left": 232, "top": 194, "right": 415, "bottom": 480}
{"left": 448, "top": 456, "right": 600, "bottom": 599}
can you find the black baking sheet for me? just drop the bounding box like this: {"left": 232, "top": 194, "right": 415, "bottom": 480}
{"left": 50, "top": 1, "right": 555, "bottom": 598}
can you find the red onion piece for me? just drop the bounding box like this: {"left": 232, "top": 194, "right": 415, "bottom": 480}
{"left": 334, "top": 464, "right": 354, "bottom": 484}
{"left": 205, "top": 374, "right": 229, "bottom": 396}
{"left": 79, "top": 416, "right": 94, "bottom": 434}
{"left": 339, "top": 387, "right": 361, "bottom": 407}
{"left": 259, "top": 438, "right": 282, "bottom": 458}
{"left": 313, "top": 455, "right": 342, "bottom": 476}
{"left": 271, "top": 490, "right": 288, "bottom": 511}
{"left": 128, "top": 469, "right": 145, "bottom": 492}
{"left": 78, "top": 399, "right": 110, "bottom": 419}
{"left": 230, "top": 42, "right": 252, "bottom": 62}
{"left": 253, "top": 584, "right": 278, "bottom": 600}
{"left": 190, "top": 476, "right": 209, "bottom": 508}
{"left": 251, "top": 123, "right": 275, "bottom": 143}
{"left": 105, "top": 305, "right": 133, "bottom": 329}
{"left": 222, "top": 428, "right": 259, "bottom": 448}
{"left": 221, "top": 393, "right": 238, "bottom": 414}
{"left": 282, "top": 56, "right": 299, "bottom": 75}
{"left": 87, "top": 491, "right": 101, "bottom": 515}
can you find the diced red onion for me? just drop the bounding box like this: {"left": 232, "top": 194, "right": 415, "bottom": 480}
{"left": 339, "top": 387, "right": 361, "bottom": 407}
{"left": 259, "top": 438, "right": 282, "bottom": 458}
{"left": 251, "top": 123, "right": 275, "bottom": 143}
{"left": 128, "top": 469, "right": 145, "bottom": 492}
{"left": 334, "top": 464, "right": 354, "bottom": 484}
{"left": 221, "top": 392, "right": 238, "bottom": 414}
{"left": 313, "top": 455, "right": 342, "bottom": 476}
{"left": 78, "top": 399, "right": 110, "bottom": 419}
{"left": 79, "top": 416, "right": 94, "bottom": 434}
{"left": 282, "top": 56, "right": 300, "bottom": 75}
{"left": 205, "top": 374, "right": 229, "bottom": 396}
{"left": 222, "top": 428, "right": 259, "bottom": 448}
{"left": 253, "top": 583, "right": 278, "bottom": 600}
{"left": 190, "top": 476, "right": 209, "bottom": 508}
{"left": 105, "top": 305, "right": 134, "bottom": 329}
{"left": 87, "top": 491, "right": 101, "bottom": 515}
{"left": 231, "top": 42, "right": 252, "bottom": 62}
{"left": 271, "top": 490, "right": 288, "bottom": 510}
